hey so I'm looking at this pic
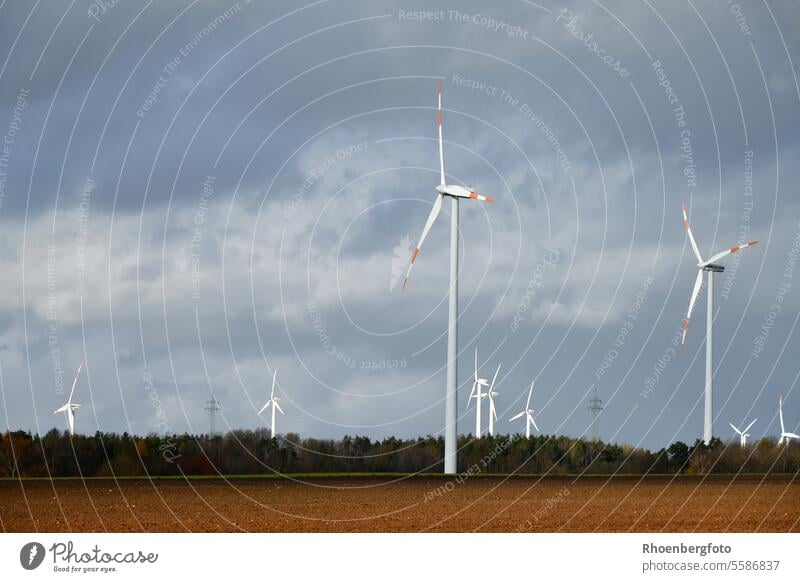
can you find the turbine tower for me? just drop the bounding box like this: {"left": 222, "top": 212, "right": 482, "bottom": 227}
{"left": 680, "top": 203, "right": 758, "bottom": 444}
{"left": 205, "top": 391, "right": 221, "bottom": 437}
{"left": 778, "top": 395, "right": 800, "bottom": 445}
{"left": 403, "top": 81, "right": 494, "bottom": 473}
{"left": 588, "top": 385, "right": 603, "bottom": 441}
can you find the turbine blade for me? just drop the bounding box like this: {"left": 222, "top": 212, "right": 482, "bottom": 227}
{"left": 474, "top": 348, "right": 478, "bottom": 384}
{"left": 681, "top": 203, "right": 704, "bottom": 263}
{"left": 271, "top": 369, "right": 277, "bottom": 399}
{"left": 437, "top": 80, "right": 445, "bottom": 186}
{"left": 403, "top": 193, "right": 444, "bottom": 290}
{"left": 729, "top": 422, "right": 742, "bottom": 435}
{"left": 529, "top": 415, "right": 539, "bottom": 432}
{"left": 743, "top": 418, "right": 757, "bottom": 433}
{"left": 67, "top": 407, "right": 75, "bottom": 435}
{"left": 489, "top": 363, "right": 501, "bottom": 391}
{"left": 258, "top": 403, "right": 269, "bottom": 415}
{"left": 526, "top": 381, "right": 534, "bottom": 409}
{"left": 509, "top": 411, "right": 525, "bottom": 421}
{"left": 703, "top": 241, "right": 758, "bottom": 266}
{"left": 682, "top": 269, "right": 704, "bottom": 345}
{"left": 68, "top": 361, "right": 84, "bottom": 404}
{"left": 274, "top": 401, "right": 285, "bottom": 415}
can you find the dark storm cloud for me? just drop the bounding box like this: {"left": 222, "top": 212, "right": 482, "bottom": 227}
{"left": 0, "top": 0, "right": 798, "bottom": 449}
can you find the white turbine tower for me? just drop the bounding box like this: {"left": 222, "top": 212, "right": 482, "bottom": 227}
{"left": 54, "top": 361, "right": 83, "bottom": 436}
{"left": 680, "top": 202, "right": 758, "bottom": 444}
{"left": 509, "top": 381, "right": 539, "bottom": 438}
{"left": 778, "top": 395, "right": 800, "bottom": 446}
{"left": 729, "top": 419, "right": 756, "bottom": 447}
{"left": 403, "top": 81, "right": 494, "bottom": 473}
{"left": 259, "top": 370, "right": 284, "bottom": 437}
{"left": 467, "top": 349, "right": 490, "bottom": 437}
{"left": 485, "top": 364, "right": 501, "bottom": 436}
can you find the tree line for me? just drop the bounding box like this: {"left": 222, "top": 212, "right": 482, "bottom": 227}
{"left": 1, "top": 429, "right": 798, "bottom": 478}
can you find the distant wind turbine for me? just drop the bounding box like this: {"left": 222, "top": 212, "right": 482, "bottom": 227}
{"left": 54, "top": 361, "right": 83, "bottom": 436}
{"left": 467, "top": 349, "right": 490, "bottom": 437}
{"left": 402, "top": 81, "right": 494, "bottom": 474}
{"left": 680, "top": 202, "right": 758, "bottom": 444}
{"left": 259, "top": 370, "right": 284, "bottom": 437}
{"left": 485, "top": 364, "right": 501, "bottom": 436}
{"left": 778, "top": 395, "right": 799, "bottom": 446}
{"left": 509, "top": 381, "right": 539, "bottom": 438}
{"left": 729, "top": 419, "right": 756, "bottom": 447}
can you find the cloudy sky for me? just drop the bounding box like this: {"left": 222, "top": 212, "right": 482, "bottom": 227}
{"left": 0, "top": 0, "right": 798, "bottom": 451}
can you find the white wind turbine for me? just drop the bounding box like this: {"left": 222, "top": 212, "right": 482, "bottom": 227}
{"left": 680, "top": 202, "right": 758, "bottom": 444}
{"left": 467, "top": 349, "right": 490, "bottom": 437}
{"left": 729, "top": 419, "right": 756, "bottom": 447}
{"left": 778, "top": 395, "right": 800, "bottom": 446}
{"left": 509, "top": 381, "right": 540, "bottom": 439}
{"left": 485, "top": 364, "right": 501, "bottom": 437}
{"left": 54, "top": 361, "right": 83, "bottom": 436}
{"left": 403, "top": 81, "right": 494, "bottom": 473}
{"left": 259, "top": 370, "right": 284, "bottom": 437}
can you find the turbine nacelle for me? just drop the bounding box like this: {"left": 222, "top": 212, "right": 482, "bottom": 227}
{"left": 435, "top": 184, "right": 493, "bottom": 202}
{"left": 701, "top": 263, "right": 725, "bottom": 273}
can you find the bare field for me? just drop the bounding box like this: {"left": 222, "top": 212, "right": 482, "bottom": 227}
{"left": 1, "top": 475, "right": 798, "bottom": 532}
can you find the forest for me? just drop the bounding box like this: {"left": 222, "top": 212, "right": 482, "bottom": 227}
{"left": 1, "top": 429, "right": 799, "bottom": 478}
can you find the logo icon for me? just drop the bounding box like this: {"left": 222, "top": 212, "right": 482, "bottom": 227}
{"left": 20, "top": 542, "right": 45, "bottom": 570}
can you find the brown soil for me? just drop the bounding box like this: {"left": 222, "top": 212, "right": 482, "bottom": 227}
{"left": 1, "top": 475, "right": 798, "bottom": 532}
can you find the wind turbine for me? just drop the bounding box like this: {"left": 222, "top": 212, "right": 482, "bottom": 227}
{"left": 485, "top": 364, "right": 501, "bottom": 436}
{"left": 680, "top": 202, "right": 758, "bottom": 444}
{"left": 509, "top": 380, "right": 539, "bottom": 438}
{"left": 402, "top": 81, "right": 493, "bottom": 473}
{"left": 729, "top": 419, "right": 756, "bottom": 447}
{"left": 778, "top": 395, "right": 800, "bottom": 445}
{"left": 467, "top": 349, "right": 489, "bottom": 437}
{"left": 54, "top": 361, "right": 83, "bottom": 436}
{"left": 259, "top": 370, "right": 284, "bottom": 437}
